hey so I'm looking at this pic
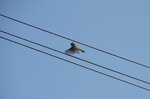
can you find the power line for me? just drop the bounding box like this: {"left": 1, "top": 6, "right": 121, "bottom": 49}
{"left": 0, "top": 29, "right": 149, "bottom": 85}
{"left": 0, "top": 36, "right": 149, "bottom": 91}
{"left": 0, "top": 14, "right": 150, "bottom": 69}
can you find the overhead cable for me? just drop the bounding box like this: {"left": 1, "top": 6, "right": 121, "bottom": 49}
{"left": 0, "top": 13, "right": 149, "bottom": 69}
{"left": 0, "top": 29, "right": 149, "bottom": 85}
{"left": 0, "top": 35, "right": 149, "bottom": 91}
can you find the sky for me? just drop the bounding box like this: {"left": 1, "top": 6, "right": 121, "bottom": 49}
{"left": 0, "top": 0, "right": 150, "bottom": 99}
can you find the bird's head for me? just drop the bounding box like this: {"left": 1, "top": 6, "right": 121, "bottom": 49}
{"left": 71, "top": 42, "right": 76, "bottom": 47}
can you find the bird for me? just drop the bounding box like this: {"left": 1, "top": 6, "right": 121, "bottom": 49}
{"left": 65, "top": 42, "right": 85, "bottom": 55}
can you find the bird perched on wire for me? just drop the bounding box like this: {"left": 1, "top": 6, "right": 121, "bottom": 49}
{"left": 65, "top": 42, "right": 85, "bottom": 55}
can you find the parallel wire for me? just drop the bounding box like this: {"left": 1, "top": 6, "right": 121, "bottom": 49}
{"left": 0, "top": 29, "right": 150, "bottom": 85}
{"left": 0, "top": 35, "right": 149, "bottom": 91}
{"left": 0, "top": 13, "right": 150, "bottom": 69}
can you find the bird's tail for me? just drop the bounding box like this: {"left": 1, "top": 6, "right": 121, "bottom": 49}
{"left": 79, "top": 49, "right": 85, "bottom": 53}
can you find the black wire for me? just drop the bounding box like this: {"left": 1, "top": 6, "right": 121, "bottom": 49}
{"left": 0, "top": 13, "right": 150, "bottom": 69}
{"left": 0, "top": 36, "right": 149, "bottom": 91}
{"left": 0, "top": 30, "right": 150, "bottom": 85}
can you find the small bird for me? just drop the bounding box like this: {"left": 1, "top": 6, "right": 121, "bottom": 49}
{"left": 65, "top": 42, "right": 85, "bottom": 55}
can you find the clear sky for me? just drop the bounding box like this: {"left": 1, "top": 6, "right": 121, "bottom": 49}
{"left": 0, "top": 0, "right": 150, "bottom": 99}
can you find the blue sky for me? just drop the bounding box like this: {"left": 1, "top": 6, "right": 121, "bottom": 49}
{"left": 0, "top": 0, "right": 150, "bottom": 99}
